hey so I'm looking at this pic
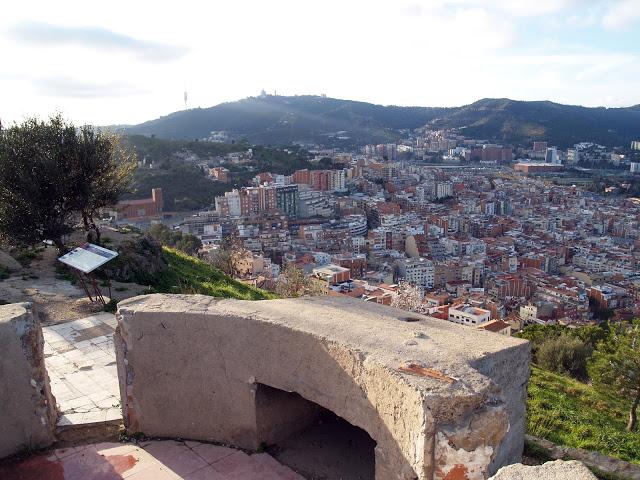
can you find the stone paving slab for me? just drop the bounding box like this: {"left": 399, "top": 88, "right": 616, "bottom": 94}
{"left": 0, "top": 440, "right": 306, "bottom": 479}
{"left": 43, "top": 313, "right": 122, "bottom": 427}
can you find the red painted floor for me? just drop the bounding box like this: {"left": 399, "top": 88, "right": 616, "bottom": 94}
{"left": 0, "top": 440, "right": 304, "bottom": 480}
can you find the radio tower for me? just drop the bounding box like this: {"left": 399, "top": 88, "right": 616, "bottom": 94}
{"left": 183, "top": 90, "right": 188, "bottom": 110}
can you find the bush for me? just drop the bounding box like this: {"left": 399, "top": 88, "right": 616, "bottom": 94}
{"left": 103, "top": 299, "right": 118, "bottom": 313}
{"left": 537, "top": 335, "right": 592, "bottom": 380}
{"left": 147, "top": 224, "right": 202, "bottom": 255}
{"left": 102, "top": 236, "right": 167, "bottom": 284}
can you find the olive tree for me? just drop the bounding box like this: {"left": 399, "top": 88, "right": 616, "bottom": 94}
{"left": 0, "top": 115, "right": 135, "bottom": 250}
{"left": 0, "top": 115, "right": 78, "bottom": 250}
{"left": 71, "top": 126, "right": 136, "bottom": 243}
{"left": 588, "top": 320, "right": 640, "bottom": 432}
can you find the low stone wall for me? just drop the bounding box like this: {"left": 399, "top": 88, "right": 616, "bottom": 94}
{"left": 116, "top": 294, "right": 531, "bottom": 480}
{"left": 490, "top": 459, "right": 597, "bottom": 479}
{"left": 0, "top": 303, "right": 57, "bottom": 458}
{"left": 526, "top": 435, "right": 640, "bottom": 480}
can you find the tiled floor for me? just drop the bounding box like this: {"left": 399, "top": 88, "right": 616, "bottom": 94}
{"left": 42, "top": 313, "right": 122, "bottom": 426}
{"left": 0, "top": 440, "right": 305, "bottom": 479}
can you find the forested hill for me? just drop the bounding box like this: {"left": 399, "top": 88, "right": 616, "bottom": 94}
{"left": 121, "top": 95, "right": 640, "bottom": 148}
{"left": 122, "top": 95, "right": 447, "bottom": 147}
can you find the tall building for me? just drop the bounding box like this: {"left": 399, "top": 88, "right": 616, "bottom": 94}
{"left": 533, "top": 141, "right": 548, "bottom": 152}
{"left": 631, "top": 140, "right": 640, "bottom": 150}
{"left": 545, "top": 147, "right": 560, "bottom": 164}
{"left": 566, "top": 148, "right": 580, "bottom": 165}
{"left": 276, "top": 185, "right": 298, "bottom": 218}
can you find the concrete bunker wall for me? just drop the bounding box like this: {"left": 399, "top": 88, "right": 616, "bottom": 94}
{"left": 116, "top": 294, "right": 530, "bottom": 480}
{"left": 0, "top": 303, "right": 57, "bottom": 459}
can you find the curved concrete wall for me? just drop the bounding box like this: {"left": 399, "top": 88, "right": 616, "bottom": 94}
{"left": 115, "top": 294, "right": 530, "bottom": 480}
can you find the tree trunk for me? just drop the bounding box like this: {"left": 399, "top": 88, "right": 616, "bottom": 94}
{"left": 628, "top": 391, "right": 639, "bottom": 432}
{"left": 53, "top": 237, "right": 67, "bottom": 254}
{"left": 82, "top": 213, "right": 93, "bottom": 242}
{"left": 89, "top": 214, "right": 101, "bottom": 244}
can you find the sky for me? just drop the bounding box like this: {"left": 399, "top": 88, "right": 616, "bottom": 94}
{"left": 1, "top": 0, "right": 640, "bottom": 126}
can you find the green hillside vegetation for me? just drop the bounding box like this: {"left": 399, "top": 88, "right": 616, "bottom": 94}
{"left": 428, "top": 99, "right": 640, "bottom": 148}
{"left": 122, "top": 95, "right": 640, "bottom": 148}
{"left": 123, "top": 134, "right": 246, "bottom": 162}
{"left": 154, "top": 247, "right": 275, "bottom": 300}
{"left": 124, "top": 95, "right": 446, "bottom": 147}
{"left": 121, "top": 136, "right": 323, "bottom": 210}
{"left": 518, "top": 322, "right": 640, "bottom": 465}
{"left": 528, "top": 365, "right": 640, "bottom": 464}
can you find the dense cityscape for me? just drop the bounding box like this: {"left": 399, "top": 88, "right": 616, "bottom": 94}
{"left": 112, "top": 129, "right": 640, "bottom": 335}
{"left": 3, "top": 1, "right": 640, "bottom": 479}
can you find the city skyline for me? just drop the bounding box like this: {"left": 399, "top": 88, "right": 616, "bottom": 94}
{"left": 1, "top": 0, "right": 640, "bottom": 126}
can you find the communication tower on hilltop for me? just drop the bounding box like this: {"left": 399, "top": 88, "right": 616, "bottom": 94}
{"left": 184, "top": 90, "right": 188, "bottom": 109}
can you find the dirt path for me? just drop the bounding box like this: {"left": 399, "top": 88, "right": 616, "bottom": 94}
{"left": 0, "top": 244, "right": 146, "bottom": 325}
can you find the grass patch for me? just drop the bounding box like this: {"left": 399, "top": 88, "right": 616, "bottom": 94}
{"left": 153, "top": 247, "right": 276, "bottom": 301}
{"left": 527, "top": 364, "right": 640, "bottom": 464}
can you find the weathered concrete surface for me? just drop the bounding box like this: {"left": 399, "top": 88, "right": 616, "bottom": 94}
{"left": 0, "top": 303, "right": 57, "bottom": 458}
{"left": 489, "top": 460, "right": 597, "bottom": 479}
{"left": 116, "top": 294, "right": 530, "bottom": 480}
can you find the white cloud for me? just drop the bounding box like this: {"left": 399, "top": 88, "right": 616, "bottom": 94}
{"left": 602, "top": 0, "right": 640, "bottom": 29}
{"left": 0, "top": 0, "right": 637, "bottom": 125}
{"left": 7, "top": 22, "right": 188, "bottom": 61}
{"left": 423, "top": 0, "right": 577, "bottom": 17}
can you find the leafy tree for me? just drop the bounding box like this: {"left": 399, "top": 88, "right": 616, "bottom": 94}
{"left": 71, "top": 126, "right": 137, "bottom": 243}
{"left": 0, "top": 115, "right": 135, "bottom": 250}
{"left": 588, "top": 321, "right": 640, "bottom": 432}
{"left": 275, "top": 263, "right": 324, "bottom": 298}
{"left": 0, "top": 115, "right": 79, "bottom": 250}
{"left": 206, "top": 235, "right": 244, "bottom": 277}
{"left": 517, "top": 323, "right": 608, "bottom": 356}
{"left": 536, "top": 335, "right": 592, "bottom": 380}
{"left": 175, "top": 234, "right": 202, "bottom": 256}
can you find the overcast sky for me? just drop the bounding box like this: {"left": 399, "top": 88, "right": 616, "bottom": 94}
{"left": 1, "top": 0, "right": 639, "bottom": 126}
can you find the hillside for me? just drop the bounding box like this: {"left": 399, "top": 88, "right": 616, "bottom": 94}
{"left": 155, "top": 247, "right": 275, "bottom": 300}
{"left": 527, "top": 365, "right": 640, "bottom": 464}
{"left": 429, "top": 98, "right": 640, "bottom": 148}
{"left": 123, "top": 95, "right": 446, "bottom": 147}
{"left": 121, "top": 95, "right": 640, "bottom": 148}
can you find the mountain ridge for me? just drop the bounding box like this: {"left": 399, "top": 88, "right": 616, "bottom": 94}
{"left": 121, "top": 95, "right": 640, "bottom": 148}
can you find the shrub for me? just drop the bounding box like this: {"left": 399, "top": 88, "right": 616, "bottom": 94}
{"left": 537, "top": 335, "right": 592, "bottom": 380}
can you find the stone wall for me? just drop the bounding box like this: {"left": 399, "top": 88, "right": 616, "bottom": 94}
{"left": 0, "top": 303, "right": 57, "bottom": 458}
{"left": 525, "top": 435, "right": 640, "bottom": 480}
{"left": 115, "top": 294, "right": 531, "bottom": 480}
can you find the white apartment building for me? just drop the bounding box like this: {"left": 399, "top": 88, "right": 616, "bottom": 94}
{"left": 328, "top": 169, "right": 346, "bottom": 191}
{"left": 448, "top": 303, "right": 491, "bottom": 326}
{"left": 435, "top": 181, "right": 453, "bottom": 199}
{"left": 396, "top": 258, "right": 434, "bottom": 289}
{"left": 519, "top": 304, "right": 538, "bottom": 324}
